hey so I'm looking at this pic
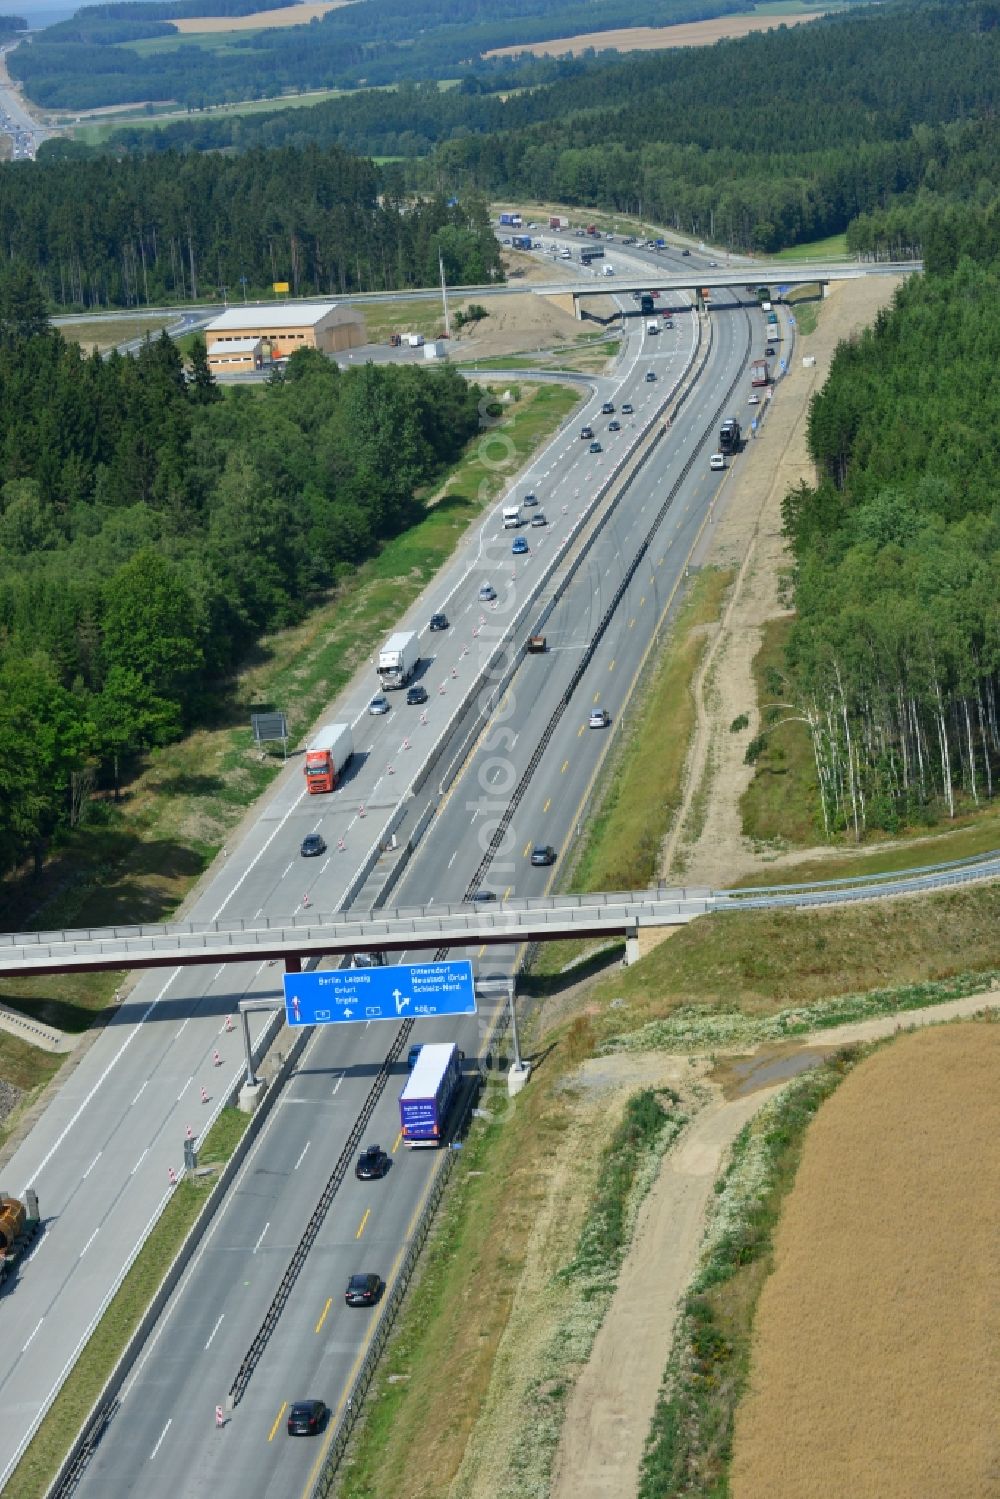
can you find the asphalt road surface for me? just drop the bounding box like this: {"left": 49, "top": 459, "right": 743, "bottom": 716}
{"left": 66, "top": 270, "right": 756, "bottom": 1498}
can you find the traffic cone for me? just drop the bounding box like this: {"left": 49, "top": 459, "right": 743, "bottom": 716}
{"left": 402, "top": 738, "right": 410, "bottom": 750}
{"left": 213, "top": 1049, "right": 222, "bottom": 1067}
{"left": 451, "top": 667, "right": 457, "bottom": 678}
{"left": 438, "top": 683, "right": 446, "bottom": 694}
{"left": 224, "top": 1014, "right": 234, "bottom": 1033}
{"left": 302, "top": 892, "right": 311, "bottom": 908}
{"left": 337, "top": 836, "right": 345, "bottom": 851}
{"left": 167, "top": 1166, "right": 178, "bottom": 1186}
{"left": 387, "top": 763, "right": 395, "bottom": 775}
{"left": 185, "top": 1124, "right": 195, "bottom": 1141}
{"left": 420, "top": 711, "right": 428, "bottom": 725}
{"left": 359, "top": 804, "right": 366, "bottom": 817}
{"left": 200, "top": 1085, "right": 209, "bottom": 1104}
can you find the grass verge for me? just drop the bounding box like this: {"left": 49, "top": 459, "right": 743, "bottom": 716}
{"left": 0, "top": 383, "right": 579, "bottom": 1043}
{"left": 582, "top": 882, "right": 1000, "bottom": 1049}
{"left": 531, "top": 567, "right": 733, "bottom": 980}
{"left": 770, "top": 231, "right": 849, "bottom": 260}
{"left": 637, "top": 1054, "right": 857, "bottom": 1498}
{"left": 8, "top": 1106, "right": 250, "bottom": 1499}
{"left": 56, "top": 317, "right": 174, "bottom": 352}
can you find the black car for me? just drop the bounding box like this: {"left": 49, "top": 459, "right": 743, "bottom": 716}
{"left": 621, "top": 402, "right": 634, "bottom": 415}
{"left": 522, "top": 492, "right": 538, "bottom": 506}
{"left": 300, "top": 833, "right": 327, "bottom": 857}
{"left": 580, "top": 425, "right": 593, "bottom": 440}
{"left": 608, "top": 420, "right": 621, "bottom": 432}
{"left": 406, "top": 684, "right": 428, "bottom": 705}
{"left": 645, "top": 370, "right": 657, "bottom": 383}
{"left": 287, "top": 1400, "right": 326, "bottom": 1436}
{"left": 345, "top": 1273, "right": 382, "bottom": 1307}
{"left": 589, "top": 440, "right": 602, "bottom": 454}
{"left": 355, "top": 1145, "right": 390, "bottom": 1181}
{"left": 601, "top": 401, "right": 615, "bottom": 415}
{"left": 429, "top": 612, "right": 448, "bottom": 631}
{"left": 766, "top": 346, "right": 775, "bottom": 356}
{"left": 471, "top": 889, "right": 497, "bottom": 902}
{"left": 682, "top": 248, "right": 692, "bottom": 255}
{"left": 530, "top": 845, "right": 556, "bottom": 866}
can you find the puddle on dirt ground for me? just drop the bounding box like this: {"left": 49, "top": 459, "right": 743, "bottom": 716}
{"left": 712, "top": 1043, "right": 836, "bottom": 1099}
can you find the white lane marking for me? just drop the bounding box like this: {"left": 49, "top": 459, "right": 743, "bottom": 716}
{"left": 176, "top": 1080, "right": 190, "bottom": 1102}
{"left": 131, "top": 1081, "right": 148, "bottom": 1107}
{"left": 253, "top": 908, "right": 263, "bottom": 920}
{"left": 331, "top": 1071, "right": 345, "bottom": 1096}
{"left": 281, "top": 861, "right": 294, "bottom": 878}
{"left": 150, "top": 1419, "right": 172, "bottom": 1460}
{"left": 252, "top": 1222, "right": 270, "bottom": 1255}
{"left": 22, "top": 1319, "right": 43, "bottom": 1353}
{"left": 131, "top": 1148, "right": 148, "bottom": 1175}
{"left": 22, "top": 968, "right": 179, "bottom": 1194}
{"left": 294, "top": 1141, "right": 310, "bottom": 1171}
{"left": 79, "top": 1228, "right": 99, "bottom": 1259}
{"left": 204, "top": 1314, "right": 224, "bottom": 1351}
{"left": 81, "top": 1152, "right": 101, "bottom": 1181}
{"left": 447, "top": 850, "right": 457, "bottom": 869}
{"left": 320, "top": 857, "right": 331, "bottom": 874}
{"left": 175, "top": 1018, "right": 189, "bottom": 1039}
{"left": 213, "top": 967, "right": 226, "bottom": 982}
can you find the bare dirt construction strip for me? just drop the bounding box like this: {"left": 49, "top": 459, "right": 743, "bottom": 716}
{"left": 548, "top": 995, "right": 1000, "bottom": 1499}
{"left": 170, "top": 0, "right": 349, "bottom": 33}
{"left": 486, "top": 11, "right": 825, "bottom": 60}
{"left": 730, "top": 1021, "right": 1000, "bottom": 1499}
{"left": 660, "top": 274, "right": 903, "bottom": 886}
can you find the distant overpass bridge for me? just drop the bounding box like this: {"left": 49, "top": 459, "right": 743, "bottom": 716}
{"left": 530, "top": 260, "right": 921, "bottom": 318}
{"left": 0, "top": 847, "right": 994, "bottom": 982}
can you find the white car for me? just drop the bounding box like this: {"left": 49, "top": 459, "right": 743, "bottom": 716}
{"left": 709, "top": 453, "right": 726, "bottom": 472}
{"left": 748, "top": 394, "right": 761, "bottom": 404}
{"left": 589, "top": 708, "right": 611, "bottom": 728}
{"left": 479, "top": 583, "right": 497, "bottom": 602}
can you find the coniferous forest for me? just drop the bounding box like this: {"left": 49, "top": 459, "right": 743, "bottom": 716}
{"left": 0, "top": 152, "right": 502, "bottom": 309}
{"left": 783, "top": 256, "right": 1000, "bottom": 834}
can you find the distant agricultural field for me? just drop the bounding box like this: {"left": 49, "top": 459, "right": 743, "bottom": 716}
{"left": 169, "top": 0, "right": 350, "bottom": 33}
{"left": 485, "top": 9, "right": 826, "bottom": 59}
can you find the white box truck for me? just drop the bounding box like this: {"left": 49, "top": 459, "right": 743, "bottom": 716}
{"left": 377, "top": 630, "right": 420, "bottom": 688}
{"left": 647, "top": 319, "right": 660, "bottom": 334}
{"left": 502, "top": 504, "right": 521, "bottom": 529}
{"left": 407, "top": 333, "right": 425, "bottom": 348}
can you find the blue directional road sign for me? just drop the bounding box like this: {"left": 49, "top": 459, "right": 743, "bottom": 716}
{"left": 283, "top": 959, "right": 476, "bottom": 1027}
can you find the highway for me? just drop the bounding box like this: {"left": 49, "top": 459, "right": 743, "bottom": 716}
{"left": 0, "top": 240, "right": 733, "bottom": 1488}
{"left": 63, "top": 258, "right": 757, "bottom": 1497}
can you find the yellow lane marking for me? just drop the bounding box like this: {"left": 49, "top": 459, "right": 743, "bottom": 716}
{"left": 640, "top": 595, "right": 646, "bottom": 606}
{"left": 560, "top": 760, "right": 569, "bottom": 774}
{"left": 523, "top": 841, "right": 531, "bottom": 857}
{"left": 356, "top": 1207, "right": 370, "bottom": 1240}
{"left": 593, "top": 691, "right": 600, "bottom": 703}
{"left": 543, "top": 798, "right": 551, "bottom": 812}
{"left": 629, "top": 618, "right": 635, "bottom": 629}
{"left": 315, "top": 1298, "right": 332, "bottom": 1334}
{"left": 578, "top": 723, "right": 585, "bottom": 736}
{"left": 503, "top": 885, "right": 511, "bottom": 900}
{"left": 478, "top": 944, "right": 487, "bottom": 957}
{"left": 268, "top": 1403, "right": 287, "bottom": 1442}
{"left": 392, "top": 1130, "right": 403, "bottom": 1153}
{"left": 609, "top": 659, "right": 616, "bottom": 671}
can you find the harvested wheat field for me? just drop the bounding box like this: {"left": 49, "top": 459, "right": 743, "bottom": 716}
{"left": 170, "top": 0, "right": 348, "bottom": 34}
{"left": 730, "top": 1022, "right": 1000, "bottom": 1499}
{"left": 486, "top": 11, "right": 824, "bottom": 60}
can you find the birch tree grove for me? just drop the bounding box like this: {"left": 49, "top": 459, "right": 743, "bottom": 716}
{"left": 782, "top": 257, "right": 1000, "bottom": 837}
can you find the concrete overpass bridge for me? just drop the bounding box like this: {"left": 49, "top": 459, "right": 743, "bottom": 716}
{"left": 531, "top": 259, "right": 921, "bottom": 319}
{"left": 0, "top": 846, "right": 994, "bottom": 983}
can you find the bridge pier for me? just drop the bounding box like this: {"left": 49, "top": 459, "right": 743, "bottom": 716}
{"left": 624, "top": 923, "right": 640, "bottom": 966}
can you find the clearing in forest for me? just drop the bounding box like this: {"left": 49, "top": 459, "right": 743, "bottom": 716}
{"left": 169, "top": 0, "right": 349, "bottom": 34}
{"left": 485, "top": 11, "right": 825, "bottom": 60}
{"left": 730, "top": 1023, "right": 1000, "bottom": 1499}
